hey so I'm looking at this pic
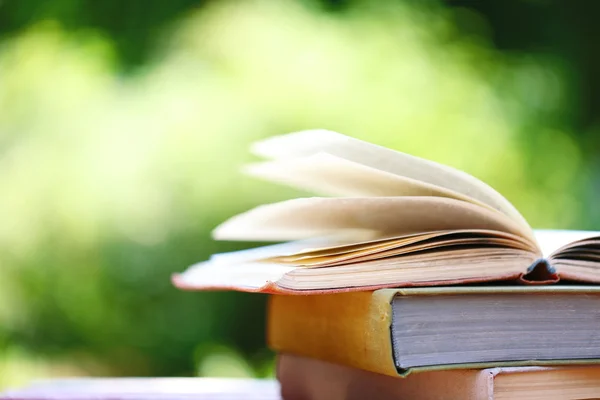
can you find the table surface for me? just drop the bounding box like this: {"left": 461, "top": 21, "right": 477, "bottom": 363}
{"left": 0, "top": 378, "right": 281, "bottom": 400}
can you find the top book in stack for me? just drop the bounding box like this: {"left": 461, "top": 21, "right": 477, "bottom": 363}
{"left": 173, "top": 129, "right": 600, "bottom": 293}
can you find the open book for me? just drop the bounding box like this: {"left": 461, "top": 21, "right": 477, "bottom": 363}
{"left": 173, "top": 129, "right": 600, "bottom": 294}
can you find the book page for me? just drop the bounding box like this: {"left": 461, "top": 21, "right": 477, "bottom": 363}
{"left": 279, "top": 249, "right": 535, "bottom": 290}
{"left": 251, "top": 129, "right": 531, "bottom": 234}
{"left": 212, "top": 197, "right": 530, "bottom": 242}
{"left": 209, "top": 229, "right": 536, "bottom": 268}
{"left": 308, "top": 237, "right": 535, "bottom": 267}
{"left": 245, "top": 152, "right": 490, "bottom": 207}
{"left": 208, "top": 236, "right": 359, "bottom": 266}
{"left": 173, "top": 261, "right": 295, "bottom": 291}
{"left": 494, "top": 366, "right": 600, "bottom": 400}
{"left": 267, "top": 230, "right": 537, "bottom": 267}
{"left": 534, "top": 229, "right": 600, "bottom": 258}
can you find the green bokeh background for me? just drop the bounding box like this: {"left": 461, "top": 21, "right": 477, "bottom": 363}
{"left": 1, "top": 0, "right": 599, "bottom": 388}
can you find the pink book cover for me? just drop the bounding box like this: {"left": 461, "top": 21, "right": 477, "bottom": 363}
{"left": 0, "top": 378, "right": 281, "bottom": 400}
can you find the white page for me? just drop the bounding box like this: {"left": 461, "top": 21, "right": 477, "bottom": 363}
{"left": 534, "top": 229, "right": 600, "bottom": 258}
{"left": 174, "top": 261, "right": 295, "bottom": 291}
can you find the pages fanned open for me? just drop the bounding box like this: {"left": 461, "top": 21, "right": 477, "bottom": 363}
{"left": 172, "top": 130, "right": 600, "bottom": 294}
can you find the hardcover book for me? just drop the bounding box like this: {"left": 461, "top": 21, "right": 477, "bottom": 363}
{"left": 268, "top": 286, "right": 600, "bottom": 375}
{"left": 277, "top": 353, "right": 600, "bottom": 400}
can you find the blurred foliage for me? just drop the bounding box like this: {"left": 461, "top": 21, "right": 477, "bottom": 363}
{"left": 2, "top": 0, "right": 600, "bottom": 134}
{"left": 0, "top": 0, "right": 599, "bottom": 389}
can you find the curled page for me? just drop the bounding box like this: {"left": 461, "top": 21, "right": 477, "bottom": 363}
{"left": 251, "top": 129, "right": 532, "bottom": 236}
{"left": 212, "top": 197, "right": 529, "bottom": 242}
{"left": 245, "top": 152, "right": 491, "bottom": 208}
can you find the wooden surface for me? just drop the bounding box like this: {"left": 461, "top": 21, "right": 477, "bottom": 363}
{"left": 0, "top": 378, "right": 281, "bottom": 400}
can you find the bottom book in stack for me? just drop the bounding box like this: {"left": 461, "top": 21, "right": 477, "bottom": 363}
{"left": 268, "top": 286, "right": 600, "bottom": 399}
{"left": 277, "top": 353, "right": 600, "bottom": 400}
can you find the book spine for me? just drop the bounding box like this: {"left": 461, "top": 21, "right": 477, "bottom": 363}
{"left": 267, "top": 291, "right": 399, "bottom": 377}
{"left": 518, "top": 258, "right": 559, "bottom": 284}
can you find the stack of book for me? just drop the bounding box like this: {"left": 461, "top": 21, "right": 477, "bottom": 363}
{"left": 174, "top": 130, "right": 600, "bottom": 399}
